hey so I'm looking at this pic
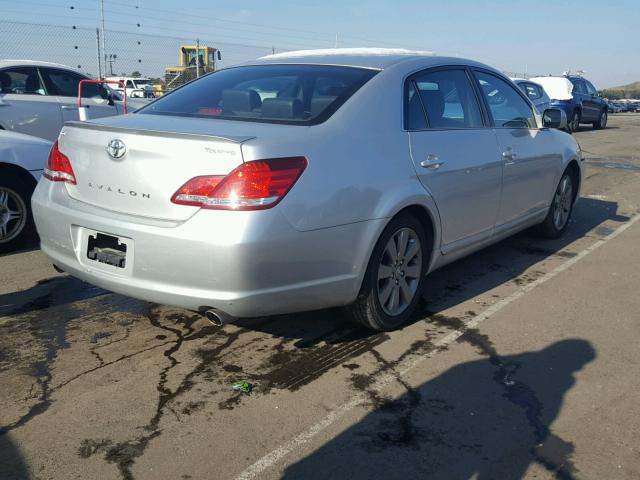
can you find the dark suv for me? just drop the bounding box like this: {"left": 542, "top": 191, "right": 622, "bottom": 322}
{"left": 531, "top": 75, "right": 608, "bottom": 132}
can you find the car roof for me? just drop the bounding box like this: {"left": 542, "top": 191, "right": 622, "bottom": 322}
{"left": 246, "top": 48, "right": 489, "bottom": 71}
{"left": 0, "top": 59, "right": 84, "bottom": 72}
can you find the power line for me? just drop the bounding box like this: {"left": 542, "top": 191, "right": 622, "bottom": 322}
{"left": 0, "top": 19, "right": 301, "bottom": 53}
{"left": 96, "top": 0, "right": 387, "bottom": 45}
{"left": 2, "top": 0, "right": 384, "bottom": 47}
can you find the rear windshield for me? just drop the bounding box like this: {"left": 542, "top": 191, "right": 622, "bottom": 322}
{"left": 139, "top": 64, "right": 378, "bottom": 125}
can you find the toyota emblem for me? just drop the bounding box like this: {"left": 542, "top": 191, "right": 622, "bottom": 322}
{"left": 107, "top": 139, "right": 127, "bottom": 159}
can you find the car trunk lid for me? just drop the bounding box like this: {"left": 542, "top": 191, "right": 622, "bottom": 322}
{"left": 58, "top": 118, "right": 251, "bottom": 221}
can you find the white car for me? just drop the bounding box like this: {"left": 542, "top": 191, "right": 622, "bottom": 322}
{"left": 0, "top": 60, "right": 147, "bottom": 141}
{"left": 0, "top": 130, "right": 51, "bottom": 252}
{"left": 106, "top": 76, "right": 152, "bottom": 98}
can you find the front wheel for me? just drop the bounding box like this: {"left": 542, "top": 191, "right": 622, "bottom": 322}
{"left": 593, "top": 109, "right": 608, "bottom": 129}
{"left": 534, "top": 172, "right": 575, "bottom": 239}
{"left": 345, "top": 214, "right": 428, "bottom": 331}
{"left": 0, "top": 171, "right": 37, "bottom": 253}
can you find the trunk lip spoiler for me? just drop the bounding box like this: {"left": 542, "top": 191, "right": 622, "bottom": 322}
{"left": 62, "top": 121, "right": 256, "bottom": 144}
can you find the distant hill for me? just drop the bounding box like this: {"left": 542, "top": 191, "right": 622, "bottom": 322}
{"left": 606, "top": 81, "right": 640, "bottom": 91}
{"left": 600, "top": 81, "right": 640, "bottom": 100}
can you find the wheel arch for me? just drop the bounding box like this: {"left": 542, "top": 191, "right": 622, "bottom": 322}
{"left": 0, "top": 162, "right": 38, "bottom": 189}
{"left": 565, "top": 159, "right": 581, "bottom": 202}
{"left": 394, "top": 204, "right": 436, "bottom": 267}
{"left": 351, "top": 201, "right": 440, "bottom": 315}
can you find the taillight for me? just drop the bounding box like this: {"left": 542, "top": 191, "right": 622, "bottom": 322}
{"left": 171, "top": 156, "right": 307, "bottom": 210}
{"left": 43, "top": 141, "right": 77, "bottom": 185}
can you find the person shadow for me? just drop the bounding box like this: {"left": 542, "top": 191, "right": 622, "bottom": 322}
{"left": 282, "top": 338, "right": 596, "bottom": 480}
{"left": 0, "top": 434, "right": 29, "bottom": 480}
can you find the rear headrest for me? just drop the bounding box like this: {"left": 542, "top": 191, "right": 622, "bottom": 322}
{"left": 222, "top": 89, "right": 261, "bottom": 114}
{"left": 261, "top": 98, "right": 303, "bottom": 119}
{"left": 25, "top": 74, "right": 41, "bottom": 94}
{"left": 310, "top": 96, "right": 336, "bottom": 117}
{"left": 0, "top": 72, "right": 10, "bottom": 92}
{"left": 420, "top": 90, "right": 445, "bottom": 125}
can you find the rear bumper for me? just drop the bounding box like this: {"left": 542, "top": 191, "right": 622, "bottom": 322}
{"left": 550, "top": 100, "right": 576, "bottom": 118}
{"left": 32, "top": 181, "right": 385, "bottom": 317}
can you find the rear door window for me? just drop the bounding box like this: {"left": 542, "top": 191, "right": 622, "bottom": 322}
{"left": 0, "top": 67, "right": 45, "bottom": 95}
{"left": 474, "top": 71, "right": 536, "bottom": 129}
{"left": 572, "top": 79, "right": 587, "bottom": 95}
{"left": 405, "top": 68, "right": 483, "bottom": 129}
{"left": 41, "top": 68, "right": 105, "bottom": 99}
{"left": 139, "top": 65, "right": 378, "bottom": 125}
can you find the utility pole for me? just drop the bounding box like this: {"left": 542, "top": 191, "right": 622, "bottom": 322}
{"left": 196, "top": 38, "right": 200, "bottom": 78}
{"left": 96, "top": 28, "right": 102, "bottom": 79}
{"left": 100, "top": 0, "right": 106, "bottom": 78}
{"left": 335, "top": 33, "right": 338, "bottom": 48}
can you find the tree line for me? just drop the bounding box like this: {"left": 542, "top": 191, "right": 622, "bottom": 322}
{"left": 600, "top": 89, "right": 640, "bottom": 100}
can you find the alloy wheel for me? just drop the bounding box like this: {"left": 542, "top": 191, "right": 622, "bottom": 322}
{"left": 377, "top": 227, "right": 422, "bottom": 316}
{"left": 552, "top": 176, "right": 573, "bottom": 231}
{"left": 0, "top": 187, "right": 27, "bottom": 244}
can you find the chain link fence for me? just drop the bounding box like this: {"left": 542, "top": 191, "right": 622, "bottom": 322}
{"left": 0, "top": 20, "right": 288, "bottom": 96}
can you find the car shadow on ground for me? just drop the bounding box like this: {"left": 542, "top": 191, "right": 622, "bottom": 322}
{"left": 281, "top": 338, "right": 596, "bottom": 479}
{"left": 574, "top": 125, "right": 619, "bottom": 132}
{"left": 0, "top": 276, "right": 105, "bottom": 318}
{"left": 0, "top": 241, "right": 39, "bottom": 259}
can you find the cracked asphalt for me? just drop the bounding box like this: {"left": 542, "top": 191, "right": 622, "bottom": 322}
{"left": 1, "top": 114, "right": 640, "bottom": 480}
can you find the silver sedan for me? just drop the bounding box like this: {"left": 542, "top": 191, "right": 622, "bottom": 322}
{"left": 31, "top": 49, "right": 582, "bottom": 330}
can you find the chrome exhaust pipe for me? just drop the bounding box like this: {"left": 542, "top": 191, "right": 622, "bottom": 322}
{"left": 203, "top": 309, "right": 234, "bottom": 327}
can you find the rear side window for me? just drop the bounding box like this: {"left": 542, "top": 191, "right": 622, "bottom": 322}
{"left": 140, "top": 65, "right": 378, "bottom": 125}
{"left": 405, "top": 69, "right": 483, "bottom": 130}
{"left": 474, "top": 71, "right": 536, "bottom": 128}
{"left": 0, "top": 67, "right": 45, "bottom": 95}
{"left": 521, "top": 82, "right": 542, "bottom": 101}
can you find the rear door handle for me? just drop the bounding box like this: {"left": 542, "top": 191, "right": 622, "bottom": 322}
{"left": 61, "top": 105, "right": 78, "bottom": 110}
{"left": 502, "top": 148, "right": 517, "bottom": 165}
{"left": 420, "top": 154, "right": 444, "bottom": 170}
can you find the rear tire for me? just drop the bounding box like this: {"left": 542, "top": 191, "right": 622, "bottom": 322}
{"left": 0, "top": 170, "right": 37, "bottom": 254}
{"left": 534, "top": 170, "right": 575, "bottom": 239}
{"left": 345, "top": 214, "right": 428, "bottom": 331}
{"left": 568, "top": 110, "right": 580, "bottom": 133}
{"left": 593, "top": 109, "right": 607, "bottom": 129}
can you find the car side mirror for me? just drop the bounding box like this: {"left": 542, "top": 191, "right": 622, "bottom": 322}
{"left": 542, "top": 108, "right": 567, "bottom": 129}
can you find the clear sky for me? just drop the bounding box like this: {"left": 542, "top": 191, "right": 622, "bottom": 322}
{"left": 1, "top": 0, "right": 639, "bottom": 88}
